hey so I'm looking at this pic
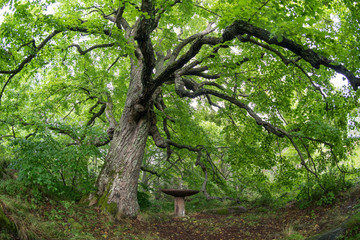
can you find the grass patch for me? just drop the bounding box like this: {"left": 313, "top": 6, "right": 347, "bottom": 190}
{"left": 282, "top": 224, "right": 305, "bottom": 240}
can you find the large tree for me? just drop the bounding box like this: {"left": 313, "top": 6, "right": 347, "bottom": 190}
{"left": 1, "top": 0, "right": 359, "bottom": 218}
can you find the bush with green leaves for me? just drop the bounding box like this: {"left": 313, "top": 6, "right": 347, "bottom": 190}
{"left": 137, "top": 191, "right": 151, "bottom": 210}
{"left": 0, "top": 179, "right": 27, "bottom": 198}
{"left": 11, "top": 132, "right": 104, "bottom": 200}
{"left": 296, "top": 170, "right": 351, "bottom": 208}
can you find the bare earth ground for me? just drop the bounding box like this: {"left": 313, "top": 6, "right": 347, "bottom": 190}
{"left": 113, "top": 203, "right": 349, "bottom": 240}
{"left": 2, "top": 189, "right": 359, "bottom": 240}
{"left": 58, "top": 194, "right": 354, "bottom": 240}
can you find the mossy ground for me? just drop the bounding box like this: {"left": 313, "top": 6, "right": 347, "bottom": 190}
{"left": 1, "top": 183, "right": 360, "bottom": 239}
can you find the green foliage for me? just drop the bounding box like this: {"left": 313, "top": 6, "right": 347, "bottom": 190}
{"left": 254, "top": 190, "right": 274, "bottom": 207}
{"left": 0, "top": 206, "right": 16, "bottom": 234}
{"left": 296, "top": 172, "right": 351, "bottom": 208}
{"left": 316, "top": 192, "right": 336, "bottom": 206}
{"left": 285, "top": 234, "right": 305, "bottom": 240}
{"left": 1, "top": 0, "right": 360, "bottom": 220}
{"left": 338, "top": 212, "right": 360, "bottom": 239}
{"left": 11, "top": 132, "right": 103, "bottom": 200}
{"left": 0, "top": 179, "right": 27, "bottom": 198}
{"left": 137, "top": 191, "right": 151, "bottom": 210}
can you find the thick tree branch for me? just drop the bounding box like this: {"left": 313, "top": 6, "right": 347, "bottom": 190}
{"left": 173, "top": 74, "right": 340, "bottom": 184}
{"left": 175, "top": 78, "right": 324, "bottom": 187}
{"left": 198, "top": 81, "right": 225, "bottom": 91}
{"left": 149, "top": 112, "right": 237, "bottom": 201}
{"left": 80, "top": 87, "right": 118, "bottom": 140}
{"left": 175, "top": 75, "right": 286, "bottom": 137}
{"left": 144, "top": 36, "right": 222, "bottom": 102}
{"left": 149, "top": 122, "right": 200, "bottom": 151}
{"left": 149, "top": 108, "right": 200, "bottom": 152}
{"left": 223, "top": 20, "right": 360, "bottom": 90}
{"left": 168, "top": 23, "right": 216, "bottom": 63}
{"left": 133, "top": 0, "right": 159, "bottom": 87}
{"left": 182, "top": 66, "right": 221, "bottom": 79}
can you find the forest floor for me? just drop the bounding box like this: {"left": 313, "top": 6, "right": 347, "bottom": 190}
{"left": 2, "top": 186, "right": 360, "bottom": 240}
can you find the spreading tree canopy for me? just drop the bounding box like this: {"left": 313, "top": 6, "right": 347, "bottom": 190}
{"left": 1, "top": 0, "right": 360, "bottom": 218}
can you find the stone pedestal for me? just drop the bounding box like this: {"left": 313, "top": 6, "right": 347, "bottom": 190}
{"left": 161, "top": 189, "right": 200, "bottom": 217}
{"left": 174, "top": 197, "right": 185, "bottom": 217}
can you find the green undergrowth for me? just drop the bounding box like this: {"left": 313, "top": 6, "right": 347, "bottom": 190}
{"left": 0, "top": 194, "right": 67, "bottom": 240}
{"left": 0, "top": 192, "right": 160, "bottom": 240}
{"left": 0, "top": 178, "right": 170, "bottom": 239}
{"left": 1, "top": 174, "right": 360, "bottom": 240}
{"left": 337, "top": 211, "right": 360, "bottom": 239}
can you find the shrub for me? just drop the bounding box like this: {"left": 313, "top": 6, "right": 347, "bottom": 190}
{"left": 0, "top": 179, "right": 27, "bottom": 198}
{"left": 11, "top": 133, "right": 103, "bottom": 201}
{"left": 137, "top": 191, "right": 151, "bottom": 210}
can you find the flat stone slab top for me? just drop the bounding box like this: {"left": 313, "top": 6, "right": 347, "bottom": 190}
{"left": 161, "top": 189, "right": 200, "bottom": 197}
{"left": 161, "top": 189, "right": 200, "bottom": 217}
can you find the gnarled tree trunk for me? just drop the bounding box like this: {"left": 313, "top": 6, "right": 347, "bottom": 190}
{"left": 95, "top": 61, "right": 151, "bottom": 219}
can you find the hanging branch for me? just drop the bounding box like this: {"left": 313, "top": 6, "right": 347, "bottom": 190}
{"left": 223, "top": 20, "right": 360, "bottom": 90}
{"left": 240, "top": 36, "right": 329, "bottom": 105}
{"left": 0, "top": 30, "right": 61, "bottom": 104}
{"left": 172, "top": 73, "right": 339, "bottom": 184}
{"left": 0, "top": 19, "right": 118, "bottom": 104}
{"left": 196, "top": 150, "right": 240, "bottom": 202}
{"left": 149, "top": 109, "right": 242, "bottom": 201}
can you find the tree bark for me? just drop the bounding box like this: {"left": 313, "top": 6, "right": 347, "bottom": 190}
{"left": 94, "top": 61, "right": 151, "bottom": 219}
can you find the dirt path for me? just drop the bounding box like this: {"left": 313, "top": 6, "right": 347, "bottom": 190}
{"left": 114, "top": 203, "right": 350, "bottom": 240}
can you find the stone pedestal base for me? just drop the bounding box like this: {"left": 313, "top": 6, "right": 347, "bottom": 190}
{"left": 174, "top": 197, "right": 185, "bottom": 217}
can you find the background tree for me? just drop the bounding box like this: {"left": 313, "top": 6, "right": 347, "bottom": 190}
{"left": 1, "top": 0, "right": 359, "bottom": 218}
